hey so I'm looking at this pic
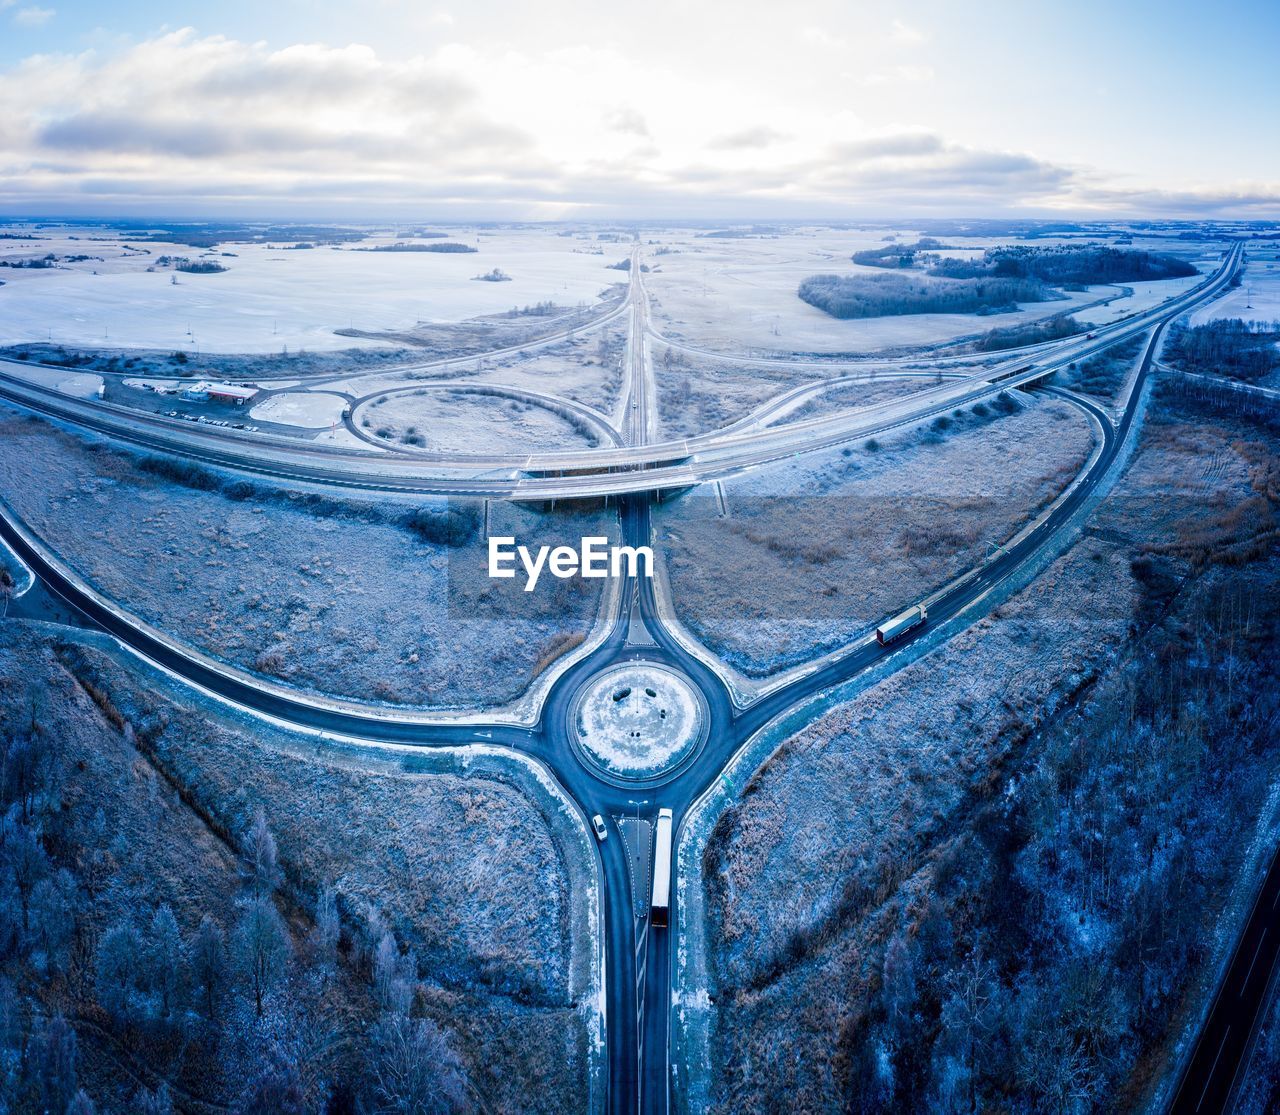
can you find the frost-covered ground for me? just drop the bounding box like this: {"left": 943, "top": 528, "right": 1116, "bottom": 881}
{"left": 765, "top": 374, "right": 939, "bottom": 428}
{"left": 308, "top": 320, "right": 627, "bottom": 418}
{"left": 0, "top": 225, "right": 623, "bottom": 354}
{"left": 641, "top": 228, "right": 1214, "bottom": 356}
{"left": 0, "top": 408, "right": 612, "bottom": 708}
{"left": 686, "top": 391, "right": 1280, "bottom": 1112}
{"left": 0, "top": 357, "right": 103, "bottom": 398}
{"left": 0, "top": 623, "right": 596, "bottom": 1112}
{"left": 654, "top": 395, "right": 1093, "bottom": 675}
{"left": 573, "top": 663, "right": 703, "bottom": 777}
{"left": 250, "top": 390, "right": 348, "bottom": 427}
{"left": 1191, "top": 245, "right": 1280, "bottom": 324}
{"left": 653, "top": 345, "right": 937, "bottom": 439}
{"left": 356, "top": 387, "right": 601, "bottom": 452}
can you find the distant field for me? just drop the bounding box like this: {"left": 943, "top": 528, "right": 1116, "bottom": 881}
{"left": 641, "top": 228, "right": 1206, "bottom": 355}
{"left": 0, "top": 225, "right": 622, "bottom": 354}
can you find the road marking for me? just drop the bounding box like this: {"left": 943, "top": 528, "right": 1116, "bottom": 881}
{"left": 1241, "top": 929, "right": 1268, "bottom": 996}
{"left": 1197, "top": 1026, "right": 1231, "bottom": 1112}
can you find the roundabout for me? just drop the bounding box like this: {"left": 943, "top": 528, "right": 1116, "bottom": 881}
{"left": 569, "top": 661, "right": 708, "bottom": 783}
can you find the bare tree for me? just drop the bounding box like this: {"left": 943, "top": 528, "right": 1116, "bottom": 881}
{"left": 365, "top": 1014, "right": 469, "bottom": 1115}
{"left": 373, "top": 930, "right": 398, "bottom": 1006}
{"left": 882, "top": 925, "right": 917, "bottom": 1040}
{"left": 33, "top": 1012, "right": 78, "bottom": 1115}
{"left": 145, "top": 904, "right": 183, "bottom": 1020}
{"left": 2, "top": 733, "right": 47, "bottom": 824}
{"left": 189, "top": 914, "right": 227, "bottom": 1020}
{"left": 235, "top": 896, "right": 290, "bottom": 1017}
{"left": 95, "top": 920, "right": 143, "bottom": 1018}
{"left": 5, "top": 817, "right": 48, "bottom": 933}
{"left": 311, "top": 884, "right": 340, "bottom": 974}
{"left": 29, "top": 868, "right": 78, "bottom": 972}
{"left": 241, "top": 808, "right": 281, "bottom": 896}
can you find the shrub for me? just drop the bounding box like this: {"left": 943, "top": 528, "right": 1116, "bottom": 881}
{"left": 402, "top": 504, "right": 481, "bottom": 547}
{"left": 139, "top": 455, "right": 220, "bottom": 490}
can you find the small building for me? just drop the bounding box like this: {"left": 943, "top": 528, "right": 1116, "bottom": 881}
{"left": 182, "top": 381, "right": 259, "bottom": 405}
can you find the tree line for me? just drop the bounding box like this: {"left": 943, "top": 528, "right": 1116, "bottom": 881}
{"left": 0, "top": 691, "right": 472, "bottom": 1113}
{"left": 1165, "top": 318, "right": 1280, "bottom": 382}
{"left": 798, "top": 272, "right": 1051, "bottom": 320}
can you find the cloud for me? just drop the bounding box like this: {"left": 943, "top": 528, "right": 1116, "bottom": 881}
{"left": 860, "top": 64, "right": 934, "bottom": 85}
{"left": 1070, "top": 181, "right": 1280, "bottom": 217}
{"left": 12, "top": 5, "right": 54, "bottom": 27}
{"left": 828, "top": 133, "right": 944, "bottom": 160}
{"left": 0, "top": 29, "right": 1271, "bottom": 219}
{"left": 889, "top": 18, "right": 924, "bottom": 44}
{"left": 603, "top": 107, "right": 650, "bottom": 138}
{"left": 708, "top": 126, "right": 789, "bottom": 151}
{"left": 797, "top": 25, "right": 846, "bottom": 51}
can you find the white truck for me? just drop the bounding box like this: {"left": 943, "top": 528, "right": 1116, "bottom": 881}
{"left": 650, "top": 808, "right": 673, "bottom": 928}
{"left": 876, "top": 603, "right": 927, "bottom": 646}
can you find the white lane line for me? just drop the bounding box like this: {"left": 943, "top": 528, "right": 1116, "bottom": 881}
{"left": 1197, "top": 1025, "right": 1231, "bottom": 1112}
{"left": 1241, "top": 929, "right": 1269, "bottom": 997}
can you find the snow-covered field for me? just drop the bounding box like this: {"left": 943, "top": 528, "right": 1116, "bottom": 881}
{"left": 356, "top": 387, "right": 600, "bottom": 451}
{"left": 641, "top": 228, "right": 1221, "bottom": 356}
{"left": 1191, "top": 247, "right": 1280, "bottom": 324}
{"left": 0, "top": 358, "right": 103, "bottom": 399}
{"left": 250, "top": 390, "right": 348, "bottom": 427}
{"left": 1074, "top": 269, "right": 1210, "bottom": 326}
{"left": 307, "top": 323, "right": 626, "bottom": 438}
{"left": 0, "top": 225, "right": 623, "bottom": 354}
{"left": 573, "top": 663, "right": 704, "bottom": 777}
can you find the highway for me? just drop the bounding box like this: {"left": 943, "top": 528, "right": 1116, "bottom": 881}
{"left": 0, "top": 242, "right": 1245, "bottom": 1113}
{"left": 0, "top": 242, "right": 1241, "bottom": 502}
{"left": 1168, "top": 833, "right": 1280, "bottom": 1113}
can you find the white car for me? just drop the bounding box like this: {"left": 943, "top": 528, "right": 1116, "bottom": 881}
{"left": 591, "top": 814, "right": 608, "bottom": 841}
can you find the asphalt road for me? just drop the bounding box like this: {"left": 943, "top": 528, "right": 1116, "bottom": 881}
{"left": 1168, "top": 841, "right": 1280, "bottom": 1113}
{"left": 0, "top": 242, "right": 1245, "bottom": 1114}
{"left": 0, "top": 244, "right": 1239, "bottom": 501}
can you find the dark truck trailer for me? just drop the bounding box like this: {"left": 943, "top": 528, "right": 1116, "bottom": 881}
{"left": 876, "top": 604, "right": 927, "bottom": 646}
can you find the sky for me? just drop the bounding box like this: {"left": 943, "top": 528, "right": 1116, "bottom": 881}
{"left": 0, "top": 0, "right": 1276, "bottom": 220}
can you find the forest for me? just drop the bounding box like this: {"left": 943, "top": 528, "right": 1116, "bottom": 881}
{"left": 0, "top": 636, "right": 483, "bottom": 1115}
{"left": 930, "top": 245, "right": 1198, "bottom": 285}
{"left": 363, "top": 242, "right": 477, "bottom": 254}
{"left": 805, "top": 242, "right": 1199, "bottom": 321}
{"left": 838, "top": 391, "right": 1280, "bottom": 1112}
{"left": 797, "top": 272, "right": 1051, "bottom": 320}
{"left": 1165, "top": 318, "right": 1280, "bottom": 382}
